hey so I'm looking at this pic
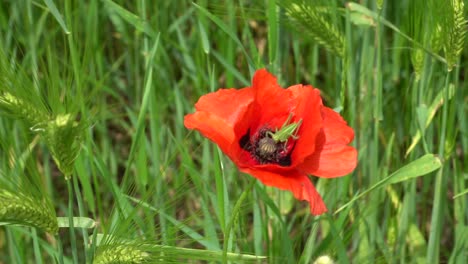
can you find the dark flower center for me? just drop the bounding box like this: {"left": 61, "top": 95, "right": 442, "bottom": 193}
{"left": 239, "top": 128, "right": 293, "bottom": 166}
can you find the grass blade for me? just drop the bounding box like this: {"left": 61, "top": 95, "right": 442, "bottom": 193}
{"left": 335, "top": 154, "right": 442, "bottom": 214}
{"left": 43, "top": 0, "right": 70, "bottom": 34}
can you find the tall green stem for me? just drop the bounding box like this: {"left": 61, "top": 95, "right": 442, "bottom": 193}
{"left": 67, "top": 179, "right": 79, "bottom": 263}
{"left": 222, "top": 178, "right": 256, "bottom": 264}
{"left": 427, "top": 71, "right": 451, "bottom": 263}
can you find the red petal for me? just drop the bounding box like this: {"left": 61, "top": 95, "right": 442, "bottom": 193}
{"left": 184, "top": 111, "right": 236, "bottom": 155}
{"left": 249, "top": 69, "right": 293, "bottom": 133}
{"left": 193, "top": 88, "right": 255, "bottom": 135}
{"left": 299, "top": 144, "right": 357, "bottom": 178}
{"left": 298, "top": 107, "right": 357, "bottom": 177}
{"left": 320, "top": 107, "right": 355, "bottom": 145}
{"left": 288, "top": 86, "right": 324, "bottom": 166}
{"left": 184, "top": 88, "right": 255, "bottom": 159}
{"left": 239, "top": 167, "right": 327, "bottom": 215}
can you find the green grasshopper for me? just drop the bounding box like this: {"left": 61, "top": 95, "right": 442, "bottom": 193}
{"left": 267, "top": 113, "right": 302, "bottom": 143}
{"left": 257, "top": 113, "right": 302, "bottom": 160}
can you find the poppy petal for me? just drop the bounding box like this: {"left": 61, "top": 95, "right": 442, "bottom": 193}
{"left": 299, "top": 144, "right": 357, "bottom": 178}
{"left": 239, "top": 167, "right": 327, "bottom": 215}
{"left": 288, "top": 85, "right": 324, "bottom": 166}
{"left": 184, "top": 88, "right": 255, "bottom": 158}
{"left": 320, "top": 107, "right": 355, "bottom": 145}
{"left": 193, "top": 88, "right": 255, "bottom": 132}
{"left": 184, "top": 111, "right": 235, "bottom": 155}
{"left": 250, "top": 69, "right": 293, "bottom": 133}
{"left": 298, "top": 106, "right": 357, "bottom": 177}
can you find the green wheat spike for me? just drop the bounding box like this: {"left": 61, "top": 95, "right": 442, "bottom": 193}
{"left": 91, "top": 230, "right": 268, "bottom": 263}
{"left": 0, "top": 92, "right": 49, "bottom": 126}
{"left": 0, "top": 93, "right": 84, "bottom": 178}
{"left": 430, "top": 23, "right": 443, "bottom": 54}
{"left": 282, "top": 0, "right": 344, "bottom": 57}
{"left": 444, "top": 0, "right": 467, "bottom": 71}
{"left": 377, "top": 0, "right": 384, "bottom": 10}
{"left": 42, "top": 114, "right": 85, "bottom": 179}
{"left": 0, "top": 51, "right": 50, "bottom": 126}
{"left": 408, "top": 0, "right": 425, "bottom": 81}
{"left": 93, "top": 244, "right": 149, "bottom": 264}
{"left": 0, "top": 189, "right": 58, "bottom": 234}
{"left": 411, "top": 48, "right": 424, "bottom": 81}
{"left": 0, "top": 51, "right": 85, "bottom": 179}
{"left": 0, "top": 94, "right": 85, "bottom": 178}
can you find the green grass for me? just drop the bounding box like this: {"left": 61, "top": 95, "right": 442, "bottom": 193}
{"left": 0, "top": 0, "right": 466, "bottom": 263}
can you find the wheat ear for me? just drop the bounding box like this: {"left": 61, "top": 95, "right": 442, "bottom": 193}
{"left": 0, "top": 189, "right": 58, "bottom": 234}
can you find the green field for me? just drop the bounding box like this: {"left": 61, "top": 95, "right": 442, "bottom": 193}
{"left": 0, "top": 0, "right": 466, "bottom": 263}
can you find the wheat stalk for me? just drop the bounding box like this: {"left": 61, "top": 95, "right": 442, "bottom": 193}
{"left": 92, "top": 238, "right": 267, "bottom": 263}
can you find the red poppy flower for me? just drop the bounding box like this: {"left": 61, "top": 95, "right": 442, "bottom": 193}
{"left": 184, "top": 69, "right": 357, "bottom": 215}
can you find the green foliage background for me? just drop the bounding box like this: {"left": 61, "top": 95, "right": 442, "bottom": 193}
{"left": 0, "top": 0, "right": 466, "bottom": 263}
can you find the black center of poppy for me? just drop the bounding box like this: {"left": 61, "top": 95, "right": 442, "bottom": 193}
{"left": 239, "top": 128, "right": 293, "bottom": 166}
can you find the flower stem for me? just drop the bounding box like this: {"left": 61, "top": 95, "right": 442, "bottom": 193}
{"left": 222, "top": 178, "right": 256, "bottom": 264}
